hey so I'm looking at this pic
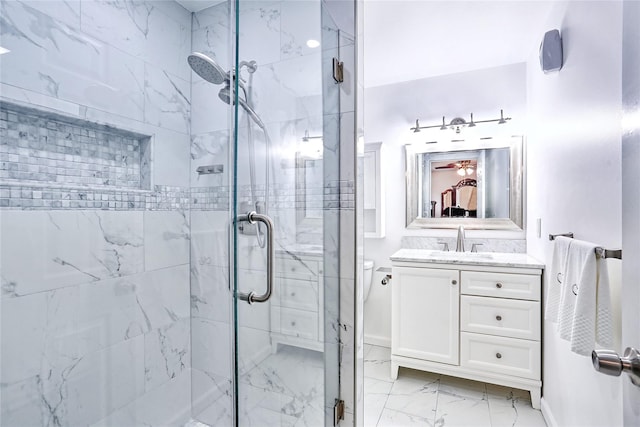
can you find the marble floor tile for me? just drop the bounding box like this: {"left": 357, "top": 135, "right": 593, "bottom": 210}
{"left": 364, "top": 345, "right": 393, "bottom": 383}
{"left": 235, "top": 345, "right": 325, "bottom": 426}
{"left": 377, "top": 408, "right": 435, "bottom": 427}
{"left": 362, "top": 345, "right": 546, "bottom": 427}
{"left": 364, "top": 377, "right": 392, "bottom": 427}
{"left": 384, "top": 370, "right": 439, "bottom": 421}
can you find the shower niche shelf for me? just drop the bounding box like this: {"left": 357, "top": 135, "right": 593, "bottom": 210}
{"left": 0, "top": 101, "right": 152, "bottom": 192}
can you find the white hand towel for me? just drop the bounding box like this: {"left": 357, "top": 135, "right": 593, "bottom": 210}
{"left": 554, "top": 239, "right": 613, "bottom": 356}
{"left": 545, "top": 236, "right": 572, "bottom": 323}
{"left": 557, "top": 240, "right": 591, "bottom": 341}
{"left": 571, "top": 246, "right": 613, "bottom": 355}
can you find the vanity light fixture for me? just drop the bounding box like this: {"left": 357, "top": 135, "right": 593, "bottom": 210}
{"left": 410, "top": 110, "right": 511, "bottom": 134}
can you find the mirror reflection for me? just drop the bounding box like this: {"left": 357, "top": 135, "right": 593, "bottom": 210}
{"left": 406, "top": 137, "right": 523, "bottom": 230}
{"left": 422, "top": 148, "right": 510, "bottom": 219}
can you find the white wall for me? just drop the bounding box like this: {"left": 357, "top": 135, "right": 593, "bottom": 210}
{"left": 363, "top": 63, "right": 527, "bottom": 345}
{"left": 525, "top": 1, "right": 623, "bottom": 426}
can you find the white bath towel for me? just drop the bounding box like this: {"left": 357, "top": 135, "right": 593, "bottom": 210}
{"left": 545, "top": 236, "right": 572, "bottom": 323}
{"left": 554, "top": 239, "right": 613, "bottom": 356}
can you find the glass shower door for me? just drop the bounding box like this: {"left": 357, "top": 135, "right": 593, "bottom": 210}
{"left": 231, "top": 0, "right": 341, "bottom": 425}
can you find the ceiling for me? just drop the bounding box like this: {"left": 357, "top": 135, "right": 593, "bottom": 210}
{"left": 364, "top": 1, "right": 555, "bottom": 88}
{"left": 175, "top": 0, "right": 222, "bottom": 12}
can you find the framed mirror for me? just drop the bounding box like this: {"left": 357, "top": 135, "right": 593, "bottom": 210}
{"left": 405, "top": 136, "right": 524, "bottom": 230}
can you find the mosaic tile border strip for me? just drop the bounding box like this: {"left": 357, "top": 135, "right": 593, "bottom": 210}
{"left": 0, "top": 185, "right": 189, "bottom": 210}
{"left": 0, "top": 181, "right": 356, "bottom": 211}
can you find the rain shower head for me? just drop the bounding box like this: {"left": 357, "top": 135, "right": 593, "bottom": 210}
{"left": 188, "top": 52, "right": 228, "bottom": 85}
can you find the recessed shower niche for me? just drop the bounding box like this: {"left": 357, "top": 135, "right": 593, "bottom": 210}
{"left": 0, "top": 102, "right": 153, "bottom": 209}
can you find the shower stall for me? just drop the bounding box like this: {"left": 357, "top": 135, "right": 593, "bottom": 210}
{"left": 0, "top": 0, "right": 363, "bottom": 426}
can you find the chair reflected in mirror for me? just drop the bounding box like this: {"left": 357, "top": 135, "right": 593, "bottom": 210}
{"left": 441, "top": 178, "right": 477, "bottom": 217}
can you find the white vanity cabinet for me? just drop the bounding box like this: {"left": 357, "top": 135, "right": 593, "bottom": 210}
{"left": 270, "top": 251, "right": 324, "bottom": 353}
{"left": 390, "top": 253, "right": 543, "bottom": 409}
{"left": 392, "top": 267, "right": 460, "bottom": 365}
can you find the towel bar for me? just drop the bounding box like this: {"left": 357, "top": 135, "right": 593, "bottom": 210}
{"left": 548, "top": 232, "right": 574, "bottom": 241}
{"left": 549, "top": 232, "right": 622, "bottom": 260}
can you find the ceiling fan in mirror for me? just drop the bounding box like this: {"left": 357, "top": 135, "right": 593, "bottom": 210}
{"left": 434, "top": 160, "right": 476, "bottom": 176}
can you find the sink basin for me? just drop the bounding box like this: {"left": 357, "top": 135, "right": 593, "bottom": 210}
{"left": 425, "top": 250, "right": 494, "bottom": 260}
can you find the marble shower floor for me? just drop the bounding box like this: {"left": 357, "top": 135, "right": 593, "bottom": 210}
{"left": 364, "top": 345, "right": 547, "bottom": 427}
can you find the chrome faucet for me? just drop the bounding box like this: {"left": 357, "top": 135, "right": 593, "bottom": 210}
{"left": 456, "top": 225, "right": 465, "bottom": 252}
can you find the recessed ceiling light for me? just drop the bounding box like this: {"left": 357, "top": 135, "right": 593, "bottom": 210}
{"left": 306, "top": 39, "right": 320, "bottom": 48}
{"left": 0, "top": 47, "right": 11, "bottom": 55}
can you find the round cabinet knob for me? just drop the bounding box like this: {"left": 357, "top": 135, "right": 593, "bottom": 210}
{"left": 451, "top": 279, "right": 458, "bottom": 285}
{"left": 496, "top": 315, "right": 502, "bottom": 321}
{"left": 496, "top": 282, "right": 503, "bottom": 289}
{"left": 496, "top": 353, "right": 502, "bottom": 359}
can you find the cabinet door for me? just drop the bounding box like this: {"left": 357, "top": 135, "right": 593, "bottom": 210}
{"left": 392, "top": 267, "right": 460, "bottom": 365}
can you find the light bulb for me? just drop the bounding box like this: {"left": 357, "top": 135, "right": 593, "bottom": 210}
{"left": 457, "top": 168, "right": 466, "bottom": 176}
{"left": 466, "top": 167, "right": 474, "bottom": 175}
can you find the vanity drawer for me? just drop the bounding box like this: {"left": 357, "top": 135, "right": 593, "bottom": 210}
{"left": 460, "top": 332, "right": 540, "bottom": 380}
{"left": 461, "top": 271, "right": 540, "bottom": 301}
{"left": 461, "top": 295, "right": 541, "bottom": 340}
{"left": 273, "top": 277, "right": 318, "bottom": 312}
{"left": 277, "top": 255, "right": 319, "bottom": 279}
{"left": 271, "top": 307, "right": 318, "bottom": 341}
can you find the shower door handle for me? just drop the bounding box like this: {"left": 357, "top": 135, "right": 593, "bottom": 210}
{"left": 236, "top": 211, "right": 275, "bottom": 304}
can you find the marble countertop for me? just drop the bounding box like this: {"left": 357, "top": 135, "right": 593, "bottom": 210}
{"left": 390, "top": 248, "right": 545, "bottom": 269}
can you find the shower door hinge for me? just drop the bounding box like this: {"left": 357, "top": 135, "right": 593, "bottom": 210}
{"left": 333, "top": 58, "right": 344, "bottom": 83}
{"left": 333, "top": 399, "right": 345, "bottom": 425}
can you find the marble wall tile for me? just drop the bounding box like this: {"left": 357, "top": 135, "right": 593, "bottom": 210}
{"left": 1, "top": 335, "right": 146, "bottom": 427}
{"left": 192, "top": 2, "right": 230, "bottom": 71}
{"left": 280, "top": 1, "right": 321, "bottom": 60}
{"left": 0, "top": 82, "right": 82, "bottom": 117}
{"left": 250, "top": 55, "right": 322, "bottom": 125}
{"left": 0, "top": 291, "right": 48, "bottom": 384}
{"left": 191, "top": 318, "right": 232, "bottom": 381}
{"left": 144, "top": 210, "right": 190, "bottom": 271}
{"left": 144, "top": 65, "right": 191, "bottom": 134}
{"left": 152, "top": 127, "right": 191, "bottom": 187}
{"left": 145, "top": 317, "right": 191, "bottom": 392}
{"left": 1, "top": 1, "right": 146, "bottom": 122}
{"left": 0, "top": 265, "right": 188, "bottom": 386}
{"left": 190, "top": 210, "right": 229, "bottom": 268}
{"left": 191, "top": 368, "right": 233, "bottom": 426}
{"left": 1, "top": 210, "right": 144, "bottom": 298}
{"left": 237, "top": 1, "right": 282, "bottom": 67}
{"left": 235, "top": 325, "right": 271, "bottom": 377}
{"left": 400, "top": 236, "right": 526, "bottom": 253}
{"left": 17, "top": 0, "right": 82, "bottom": 28}
{"left": 42, "top": 275, "right": 146, "bottom": 362}
{"left": 91, "top": 370, "right": 192, "bottom": 427}
{"left": 0, "top": 376, "right": 42, "bottom": 427}
{"left": 134, "top": 265, "right": 191, "bottom": 331}
{"left": 80, "top": 0, "right": 192, "bottom": 80}
{"left": 189, "top": 79, "right": 231, "bottom": 135}
{"left": 191, "top": 264, "right": 231, "bottom": 323}
{"left": 191, "top": 129, "right": 230, "bottom": 188}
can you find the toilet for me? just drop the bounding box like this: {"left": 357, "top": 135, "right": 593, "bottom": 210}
{"left": 363, "top": 259, "right": 374, "bottom": 301}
